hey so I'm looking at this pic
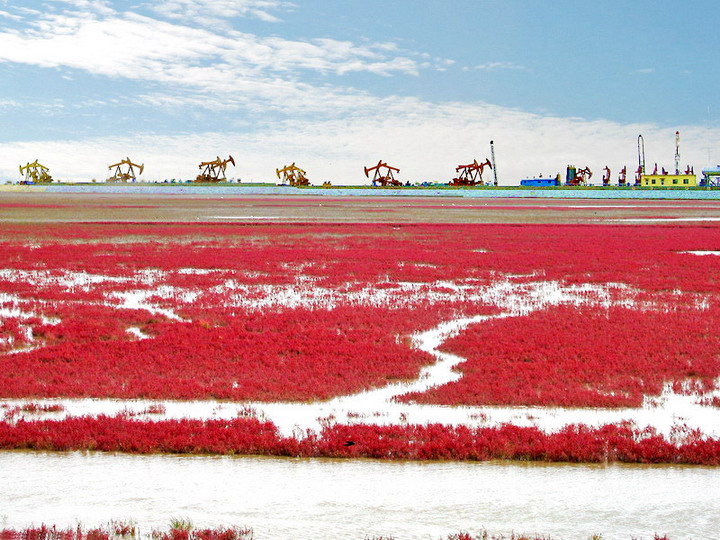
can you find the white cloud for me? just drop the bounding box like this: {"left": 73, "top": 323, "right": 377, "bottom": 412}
{"left": 0, "top": 10, "right": 22, "bottom": 21}
{"left": 0, "top": 97, "right": 65, "bottom": 114}
{"left": 37, "top": 0, "right": 116, "bottom": 20}
{"left": 149, "top": 0, "right": 291, "bottom": 25}
{"left": 0, "top": 6, "right": 420, "bottom": 107}
{"left": 0, "top": 5, "right": 426, "bottom": 133}
{"left": 2, "top": 97, "right": 716, "bottom": 186}
{"left": 10, "top": 6, "right": 43, "bottom": 18}
{"left": 0, "top": 2, "right": 716, "bottom": 188}
{"left": 471, "top": 61, "right": 526, "bottom": 72}
{"left": 636, "top": 68, "right": 655, "bottom": 74}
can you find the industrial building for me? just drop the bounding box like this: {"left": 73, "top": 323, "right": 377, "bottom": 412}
{"left": 520, "top": 177, "right": 561, "bottom": 187}
{"left": 639, "top": 174, "right": 697, "bottom": 187}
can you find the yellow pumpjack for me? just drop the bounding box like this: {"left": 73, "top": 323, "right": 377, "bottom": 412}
{"left": 196, "top": 156, "right": 235, "bottom": 183}
{"left": 107, "top": 157, "right": 144, "bottom": 182}
{"left": 276, "top": 163, "right": 310, "bottom": 186}
{"left": 19, "top": 160, "right": 53, "bottom": 184}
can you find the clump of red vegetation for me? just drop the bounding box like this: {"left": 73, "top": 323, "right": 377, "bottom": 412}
{"left": 0, "top": 525, "right": 252, "bottom": 540}
{"left": 19, "top": 403, "right": 65, "bottom": 413}
{"left": 0, "top": 416, "right": 718, "bottom": 465}
{"left": 0, "top": 304, "right": 493, "bottom": 401}
{"left": 401, "top": 304, "right": 720, "bottom": 408}
{"left": 0, "top": 527, "right": 672, "bottom": 540}
{"left": 1, "top": 222, "right": 719, "bottom": 405}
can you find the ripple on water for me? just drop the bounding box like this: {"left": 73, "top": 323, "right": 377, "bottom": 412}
{"left": 0, "top": 452, "right": 716, "bottom": 540}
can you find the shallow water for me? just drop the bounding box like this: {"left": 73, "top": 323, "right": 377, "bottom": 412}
{"left": 1, "top": 452, "right": 717, "bottom": 539}
{"left": 39, "top": 184, "right": 720, "bottom": 200}
{"left": 5, "top": 277, "right": 719, "bottom": 440}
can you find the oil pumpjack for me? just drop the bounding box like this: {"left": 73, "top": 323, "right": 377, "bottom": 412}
{"left": 107, "top": 157, "right": 144, "bottom": 182}
{"left": 364, "top": 160, "right": 401, "bottom": 186}
{"left": 19, "top": 160, "right": 52, "bottom": 184}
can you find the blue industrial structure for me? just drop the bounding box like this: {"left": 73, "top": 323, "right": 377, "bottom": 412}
{"left": 520, "top": 177, "right": 561, "bottom": 187}
{"left": 701, "top": 167, "right": 720, "bottom": 186}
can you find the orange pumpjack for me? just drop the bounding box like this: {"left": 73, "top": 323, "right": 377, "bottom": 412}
{"left": 364, "top": 160, "right": 401, "bottom": 186}
{"left": 450, "top": 158, "right": 492, "bottom": 186}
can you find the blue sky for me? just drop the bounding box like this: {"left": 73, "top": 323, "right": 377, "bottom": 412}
{"left": 0, "top": 0, "right": 718, "bottom": 183}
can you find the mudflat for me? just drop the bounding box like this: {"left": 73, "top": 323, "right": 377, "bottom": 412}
{"left": 2, "top": 191, "right": 720, "bottom": 224}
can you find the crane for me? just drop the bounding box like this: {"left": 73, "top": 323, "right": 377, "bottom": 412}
{"left": 364, "top": 160, "right": 401, "bottom": 186}
{"left": 450, "top": 159, "right": 492, "bottom": 186}
{"left": 276, "top": 163, "right": 310, "bottom": 186}
{"left": 196, "top": 156, "right": 235, "bottom": 183}
{"left": 107, "top": 157, "right": 144, "bottom": 183}
{"left": 19, "top": 160, "right": 52, "bottom": 184}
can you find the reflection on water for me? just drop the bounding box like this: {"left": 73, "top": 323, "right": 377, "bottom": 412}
{"left": 0, "top": 452, "right": 717, "bottom": 539}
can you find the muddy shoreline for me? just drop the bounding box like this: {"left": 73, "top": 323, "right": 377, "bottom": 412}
{"left": 2, "top": 191, "right": 720, "bottom": 223}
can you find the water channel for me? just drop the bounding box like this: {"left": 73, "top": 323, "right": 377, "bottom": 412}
{"left": 1, "top": 452, "right": 717, "bottom": 539}
{"left": 2, "top": 254, "right": 719, "bottom": 539}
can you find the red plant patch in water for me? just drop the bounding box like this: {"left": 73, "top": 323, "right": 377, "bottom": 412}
{"left": 0, "top": 526, "right": 253, "bottom": 540}
{"left": 0, "top": 525, "right": 614, "bottom": 540}
{"left": 400, "top": 304, "right": 720, "bottom": 407}
{"left": 19, "top": 403, "right": 65, "bottom": 413}
{"left": 0, "top": 303, "right": 491, "bottom": 400}
{"left": 400, "top": 205, "right": 574, "bottom": 211}
{"left": 0, "top": 416, "right": 718, "bottom": 465}
{"left": 1, "top": 222, "right": 720, "bottom": 404}
{"left": 0, "top": 416, "right": 720, "bottom": 465}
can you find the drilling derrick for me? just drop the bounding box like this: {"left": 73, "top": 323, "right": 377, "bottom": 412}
{"left": 19, "top": 160, "right": 53, "bottom": 184}
{"left": 364, "top": 160, "right": 401, "bottom": 186}
{"left": 276, "top": 163, "right": 310, "bottom": 186}
{"left": 196, "top": 156, "right": 235, "bottom": 183}
{"left": 450, "top": 159, "right": 492, "bottom": 186}
{"left": 107, "top": 157, "right": 144, "bottom": 182}
{"left": 637, "top": 134, "right": 646, "bottom": 176}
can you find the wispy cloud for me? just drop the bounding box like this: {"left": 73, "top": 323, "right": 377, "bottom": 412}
{"left": 0, "top": 9, "right": 22, "bottom": 21}
{"left": 0, "top": 4, "right": 420, "bottom": 112}
{"left": 149, "top": 0, "right": 292, "bottom": 25}
{"left": 464, "top": 61, "right": 526, "bottom": 72}
{"left": 0, "top": 97, "right": 66, "bottom": 114}
{"left": 635, "top": 68, "right": 655, "bottom": 74}
{"left": 46, "top": 0, "right": 115, "bottom": 16}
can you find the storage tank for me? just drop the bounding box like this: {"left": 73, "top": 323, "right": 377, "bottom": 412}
{"left": 565, "top": 165, "right": 576, "bottom": 186}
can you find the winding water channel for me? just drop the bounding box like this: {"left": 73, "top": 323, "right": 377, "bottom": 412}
{"left": 1, "top": 452, "right": 717, "bottom": 539}
{"left": 3, "top": 270, "right": 720, "bottom": 539}
{"left": 5, "top": 278, "right": 720, "bottom": 439}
